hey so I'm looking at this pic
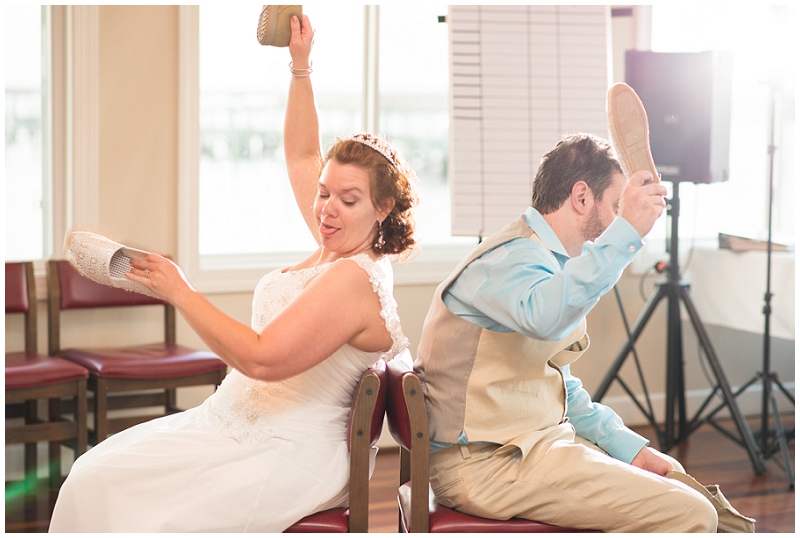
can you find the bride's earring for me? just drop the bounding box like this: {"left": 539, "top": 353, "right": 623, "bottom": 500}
{"left": 374, "top": 220, "right": 385, "bottom": 250}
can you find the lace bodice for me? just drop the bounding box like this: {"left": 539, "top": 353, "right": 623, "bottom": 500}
{"left": 250, "top": 253, "right": 407, "bottom": 357}
{"left": 202, "top": 253, "right": 407, "bottom": 444}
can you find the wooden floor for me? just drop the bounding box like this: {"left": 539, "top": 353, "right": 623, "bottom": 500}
{"left": 5, "top": 418, "right": 794, "bottom": 533}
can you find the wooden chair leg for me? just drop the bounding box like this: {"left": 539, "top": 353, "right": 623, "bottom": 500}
{"left": 93, "top": 377, "right": 109, "bottom": 443}
{"left": 48, "top": 397, "right": 63, "bottom": 490}
{"left": 398, "top": 448, "right": 410, "bottom": 532}
{"left": 23, "top": 400, "right": 38, "bottom": 489}
{"left": 75, "top": 378, "right": 88, "bottom": 456}
{"left": 166, "top": 388, "right": 178, "bottom": 413}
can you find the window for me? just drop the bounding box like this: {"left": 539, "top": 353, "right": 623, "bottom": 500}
{"left": 185, "top": 5, "right": 472, "bottom": 293}
{"left": 647, "top": 4, "right": 795, "bottom": 248}
{"left": 5, "top": 6, "right": 50, "bottom": 262}
{"left": 193, "top": 4, "right": 468, "bottom": 257}
{"left": 198, "top": 4, "right": 363, "bottom": 257}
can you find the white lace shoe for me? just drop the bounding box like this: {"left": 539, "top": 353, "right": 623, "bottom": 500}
{"left": 64, "top": 231, "right": 158, "bottom": 298}
{"left": 257, "top": 5, "right": 302, "bottom": 47}
{"left": 606, "top": 82, "right": 660, "bottom": 183}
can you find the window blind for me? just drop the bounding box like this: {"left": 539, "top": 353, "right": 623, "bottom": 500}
{"left": 449, "top": 5, "right": 611, "bottom": 237}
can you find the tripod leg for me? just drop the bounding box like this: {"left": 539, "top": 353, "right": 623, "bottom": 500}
{"left": 680, "top": 286, "right": 767, "bottom": 474}
{"left": 772, "top": 377, "right": 796, "bottom": 405}
{"left": 665, "top": 282, "right": 687, "bottom": 448}
{"left": 770, "top": 396, "right": 794, "bottom": 489}
{"left": 770, "top": 395, "right": 794, "bottom": 489}
{"left": 595, "top": 284, "right": 667, "bottom": 401}
{"left": 613, "top": 286, "right": 659, "bottom": 432}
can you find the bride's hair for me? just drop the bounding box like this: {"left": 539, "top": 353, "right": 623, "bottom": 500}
{"left": 325, "top": 136, "right": 419, "bottom": 258}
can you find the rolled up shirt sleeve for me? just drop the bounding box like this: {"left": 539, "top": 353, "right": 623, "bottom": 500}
{"left": 563, "top": 365, "right": 649, "bottom": 463}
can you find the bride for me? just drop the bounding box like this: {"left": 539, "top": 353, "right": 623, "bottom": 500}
{"left": 49, "top": 14, "right": 418, "bottom": 532}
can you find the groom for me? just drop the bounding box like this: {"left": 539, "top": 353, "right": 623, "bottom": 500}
{"left": 414, "top": 133, "right": 736, "bottom": 532}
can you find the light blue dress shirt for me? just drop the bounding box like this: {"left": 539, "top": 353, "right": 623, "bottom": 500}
{"left": 441, "top": 207, "right": 649, "bottom": 464}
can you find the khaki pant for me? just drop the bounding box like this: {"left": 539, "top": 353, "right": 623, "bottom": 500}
{"left": 429, "top": 423, "right": 718, "bottom": 532}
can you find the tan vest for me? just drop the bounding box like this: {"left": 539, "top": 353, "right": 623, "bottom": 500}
{"left": 415, "top": 215, "right": 589, "bottom": 448}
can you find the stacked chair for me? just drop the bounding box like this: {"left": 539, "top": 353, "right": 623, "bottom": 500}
{"left": 5, "top": 261, "right": 89, "bottom": 492}
{"left": 46, "top": 259, "right": 227, "bottom": 444}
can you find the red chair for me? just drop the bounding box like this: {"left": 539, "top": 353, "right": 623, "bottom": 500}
{"left": 46, "top": 259, "right": 228, "bottom": 444}
{"left": 385, "top": 356, "right": 596, "bottom": 533}
{"left": 5, "top": 261, "right": 89, "bottom": 490}
{"left": 284, "top": 360, "right": 388, "bottom": 533}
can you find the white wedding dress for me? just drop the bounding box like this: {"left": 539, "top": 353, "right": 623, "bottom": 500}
{"left": 48, "top": 253, "right": 407, "bottom": 532}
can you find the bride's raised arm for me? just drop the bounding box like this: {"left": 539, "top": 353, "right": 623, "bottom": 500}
{"left": 283, "top": 14, "right": 322, "bottom": 241}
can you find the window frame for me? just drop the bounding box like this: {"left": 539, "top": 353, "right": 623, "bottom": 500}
{"left": 14, "top": 6, "right": 94, "bottom": 297}
{"left": 5, "top": 6, "right": 64, "bottom": 266}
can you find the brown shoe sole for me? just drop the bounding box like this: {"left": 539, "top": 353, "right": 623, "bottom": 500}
{"left": 606, "top": 83, "right": 660, "bottom": 183}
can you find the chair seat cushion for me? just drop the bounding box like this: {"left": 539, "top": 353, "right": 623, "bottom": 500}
{"left": 284, "top": 507, "right": 349, "bottom": 533}
{"left": 58, "top": 343, "right": 226, "bottom": 379}
{"left": 399, "top": 482, "right": 591, "bottom": 533}
{"left": 5, "top": 352, "right": 89, "bottom": 389}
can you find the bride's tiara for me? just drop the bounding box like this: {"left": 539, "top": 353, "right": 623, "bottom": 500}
{"left": 348, "top": 133, "right": 399, "bottom": 167}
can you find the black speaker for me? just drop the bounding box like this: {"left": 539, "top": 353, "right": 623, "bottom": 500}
{"left": 625, "top": 51, "right": 733, "bottom": 184}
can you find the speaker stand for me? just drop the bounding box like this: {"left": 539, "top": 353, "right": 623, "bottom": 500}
{"left": 722, "top": 85, "right": 794, "bottom": 487}
{"left": 594, "top": 180, "right": 766, "bottom": 475}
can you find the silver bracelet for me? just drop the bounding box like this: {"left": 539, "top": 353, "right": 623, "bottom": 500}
{"left": 289, "top": 61, "right": 313, "bottom": 78}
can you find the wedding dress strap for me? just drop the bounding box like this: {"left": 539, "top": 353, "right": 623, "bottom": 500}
{"left": 347, "top": 254, "right": 409, "bottom": 361}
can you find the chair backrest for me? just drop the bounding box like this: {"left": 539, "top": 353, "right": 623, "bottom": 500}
{"left": 5, "top": 262, "right": 37, "bottom": 354}
{"left": 344, "top": 359, "right": 388, "bottom": 533}
{"left": 46, "top": 259, "right": 175, "bottom": 355}
{"left": 347, "top": 360, "right": 388, "bottom": 452}
{"left": 386, "top": 351, "right": 430, "bottom": 533}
